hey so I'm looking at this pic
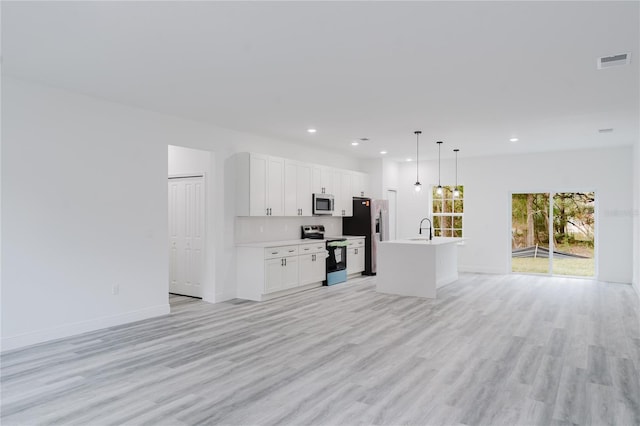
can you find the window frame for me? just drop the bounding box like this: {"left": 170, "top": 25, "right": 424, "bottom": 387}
{"left": 431, "top": 185, "right": 464, "bottom": 238}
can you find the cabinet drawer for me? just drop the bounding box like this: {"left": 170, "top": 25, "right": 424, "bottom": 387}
{"left": 299, "top": 243, "right": 326, "bottom": 254}
{"left": 264, "top": 245, "right": 298, "bottom": 259}
{"left": 347, "top": 239, "right": 365, "bottom": 247}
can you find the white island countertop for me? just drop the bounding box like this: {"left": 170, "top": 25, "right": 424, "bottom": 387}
{"left": 383, "top": 236, "right": 462, "bottom": 245}
{"left": 376, "top": 237, "right": 462, "bottom": 298}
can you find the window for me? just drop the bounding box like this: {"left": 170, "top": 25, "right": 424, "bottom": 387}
{"left": 432, "top": 185, "right": 464, "bottom": 237}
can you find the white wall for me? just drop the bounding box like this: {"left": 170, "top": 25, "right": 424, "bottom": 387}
{"left": 395, "top": 147, "right": 634, "bottom": 283}
{"left": 1, "top": 77, "right": 364, "bottom": 350}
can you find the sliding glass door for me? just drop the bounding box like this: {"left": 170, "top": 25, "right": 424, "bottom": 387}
{"left": 511, "top": 192, "right": 595, "bottom": 277}
{"left": 551, "top": 193, "right": 595, "bottom": 276}
{"left": 512, "top": 193, "right": 551, "bottom": 274}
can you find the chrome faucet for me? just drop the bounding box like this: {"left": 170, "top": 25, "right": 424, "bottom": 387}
{"left": 419, "top": 217, "right": 433, "bottom": 240}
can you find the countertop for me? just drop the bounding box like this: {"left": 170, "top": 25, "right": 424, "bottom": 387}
{"left": 237, "top": 235, "right": 365, "bottom": 248}
{"left": 381, "top": 237, "right": 463, "bottom": 246}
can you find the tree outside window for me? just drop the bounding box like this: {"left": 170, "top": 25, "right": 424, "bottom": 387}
{"left": 432, "top": 185, "right": 464, "bottom": 237}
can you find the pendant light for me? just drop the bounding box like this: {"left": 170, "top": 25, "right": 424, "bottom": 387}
{"left": 453, "top": 148, "right": 460, "bottom": 197}
{"left": 414, "top": 131, "right": 422, "bottom": 192}
{"left": 436, "top": 141, "right": 443, "bottom": 196}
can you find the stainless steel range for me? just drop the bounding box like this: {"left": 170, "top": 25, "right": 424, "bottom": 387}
{"left": 301, "top": 225, "right": 347, "bottom": 286}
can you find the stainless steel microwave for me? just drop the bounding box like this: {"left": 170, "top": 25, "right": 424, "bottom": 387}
{"left": 312, "top": 193, "right": 334, "bottom": 215}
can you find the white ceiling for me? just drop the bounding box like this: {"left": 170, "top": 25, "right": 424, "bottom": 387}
{"left": 3, "top": 1, "right": 639, "bottom": 160}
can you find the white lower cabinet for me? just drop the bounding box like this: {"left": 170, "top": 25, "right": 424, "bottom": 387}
{"left": 237, "top": 241, "right": 327, "bottom": 301}
{"left": 346, "top": 238, "right": 366, "bottom": 276}
{"left": 299, "top": 252, "right": 326, "bottom": 285}
{"left": 265, "top": 256, "right": 299, "bottom": 292}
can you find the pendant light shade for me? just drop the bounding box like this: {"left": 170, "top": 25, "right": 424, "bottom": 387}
{"left": 414, "top": 131, "right": 422, "bottom": 192}
{"left": 436, "top": 141, "right": 443, "bottom": 196}
{"left": 453, "top": 148, "right": 460, "bottom": 197}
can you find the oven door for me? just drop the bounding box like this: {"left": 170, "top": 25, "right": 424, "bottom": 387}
{"left": 313, "top": 193, "right": 334, "bottom": 215}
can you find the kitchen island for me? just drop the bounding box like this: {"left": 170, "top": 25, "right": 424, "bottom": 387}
{"left": 376, "top": 237, "right": 461, "bottom": 298}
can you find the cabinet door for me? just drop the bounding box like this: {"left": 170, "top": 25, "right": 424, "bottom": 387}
{"left": 341, "top": 171, "right": 353, "bottom": 217}
{"left": 311, "top": 252, "right": 327, "bottom": 283}
{"left": 297, "top": 163, "right": 312, "bottom": 216}
{"left": 265, "top": 258, "right": 284, "bottom": 292}
{"left": 282, "top": 256, "right": 299, "bottom": 289}
{"left": 352, "top": 172, "right": 369, "bottom": 197}
{"left": 298, "top": 253, "right": 315, "bottom": 285}
{"left": 346, "top": 248, "right": 357, "bottom": 274}
{"left": 332, "top": 169, "right": 344, "bottom": 217}
{"left": 249, "top": 154, "right": 268, "bottom": 216}
{"left": 284, "top": 161, "right": 299, "bottom": 216}
{"left": 347, "top": 247, "right": 365, "bottom": 275}
{"left": 312, "top": 165, "right": 333, "bottom": 195}
{"left": 354, "top": 247, "right": 365, "bottom": 273}
{"left": 267, "top": 157, "right": 285, "bottom": 216}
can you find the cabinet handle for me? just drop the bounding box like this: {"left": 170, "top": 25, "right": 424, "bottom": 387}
{"left": 288, "top": 250, "right": 295, "bottom": 253}
{"left": 281, "top": 258, "right": 284, "bottom": 266}
{"left": 266, "top": 208, "right": 269, "bottom": 216}
{"left": 312, "top": 254, "right": 315, "bottom": 261}
{"left": 284, "top": 258, "right": 287, "bottom": 266}
{"left": 272, "top": 251, "right": 278, "bottom": 255}
{"left": 355, "top": 248, "right": 358, "bottom": 254}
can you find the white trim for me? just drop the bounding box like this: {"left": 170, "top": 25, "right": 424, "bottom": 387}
{"left": 1, "top": 304, "right": 170, "bottom": 353}
{"left": 212, "top": 291, "right": 236, "bottom": 303}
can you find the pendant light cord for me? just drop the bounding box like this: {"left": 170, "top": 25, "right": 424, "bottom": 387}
{"left": 437, "top": 141, "right": 442, "bottom": 186}
{"left": 454, "top": 149, "right": 458, "bottom": 187}
{"left": 415, "top": 131, "right": 421, "bottom": 182}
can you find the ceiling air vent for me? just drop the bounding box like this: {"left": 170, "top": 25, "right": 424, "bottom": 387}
{"left": 597, "top": 53, "right": 630, "bottom": 69}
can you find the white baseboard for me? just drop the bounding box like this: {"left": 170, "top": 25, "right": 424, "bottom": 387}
{"left": 1, "top": 304, "right": 170, "bottom": 353}
{"left": 458, "top": 265, "right": 505, "bottom": 274}
{"left": 213, "top": 291, "right": 236, "bottom": 303}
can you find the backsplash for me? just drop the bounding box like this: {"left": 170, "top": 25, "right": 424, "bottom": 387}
{"left": 235, "top": 216, "right": 343, "bottom": 244}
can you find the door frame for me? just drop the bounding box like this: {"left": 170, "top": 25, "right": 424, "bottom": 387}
{"left": 168, "top": 173, "right": 206, "bottom": 297}
{"left": 508, "top": 189, "right": 598, "bottom": 279}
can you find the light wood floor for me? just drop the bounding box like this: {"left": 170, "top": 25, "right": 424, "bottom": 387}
{"left": 2, "top": 274, "right": 639, "bottom": 425}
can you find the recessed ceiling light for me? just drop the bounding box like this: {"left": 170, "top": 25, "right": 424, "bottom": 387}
{"left": 406, "top": 158, "right": 413, "bottom": 162}
{"left": 509, "top": 137, "right": 519, "bottom": 142}
{"left": 351, "top": 141, "right": 359, "bottom": 146}
{"left": 380, "top": 151, "right": 387, "bottom": 155}
{"left": 307, "top": 128, "right": 317, "bottom": 134}
{"left": 598, "top": 128, "right": 614, "bottom": 133}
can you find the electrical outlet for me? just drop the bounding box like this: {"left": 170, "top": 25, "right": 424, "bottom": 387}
{"left": 259, "top": 226, "right": 264, "bottom": 233}
{"left": 112, "top": 284, "right": 119, "bottom": 295}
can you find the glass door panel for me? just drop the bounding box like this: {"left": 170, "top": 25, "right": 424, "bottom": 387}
{"left": 551, "top": 192, "right": 595, "bottom": 277}
{"left": 512, "top": 193, "right": 551, "bottom": 274}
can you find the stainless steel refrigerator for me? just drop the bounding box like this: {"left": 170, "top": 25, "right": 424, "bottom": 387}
{"left": 342, "top": 197, "right": 389, "bottom": 275}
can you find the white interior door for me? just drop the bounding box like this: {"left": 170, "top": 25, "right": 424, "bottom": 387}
{"left": 387, "top": 189, "right": 397, "bottom": 240}
{"left": 168, "top": 176, "right": 205, "bottom": 298}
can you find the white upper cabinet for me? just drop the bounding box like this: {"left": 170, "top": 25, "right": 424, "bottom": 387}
{"left": 235, "top": 153, "right": 285, "bottom": 216}
{"left": 284, "top": 160, "right": 312, "bottom": 216}
{"left": 333, "top": 169, "right": 353, "bottom": 217}
{"left": 312, "top": 165, "right": 333, "bottom": 195}
{"left": 235, "top": 153, "right": 367, "bottom": 217}
{"left": 352, "top": 171, "right": 370, "bottom": 198}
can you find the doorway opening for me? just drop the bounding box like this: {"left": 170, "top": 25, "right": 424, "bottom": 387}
{"left": 511, "top": 192, "right": 596, "bottom": 277}
{"left": 168, "top": 175, "right": 205, "bottom": 298}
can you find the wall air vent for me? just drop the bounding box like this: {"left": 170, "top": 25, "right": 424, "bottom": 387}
{"left": 597, "top": 53, "right": 630, "bottom": 69}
